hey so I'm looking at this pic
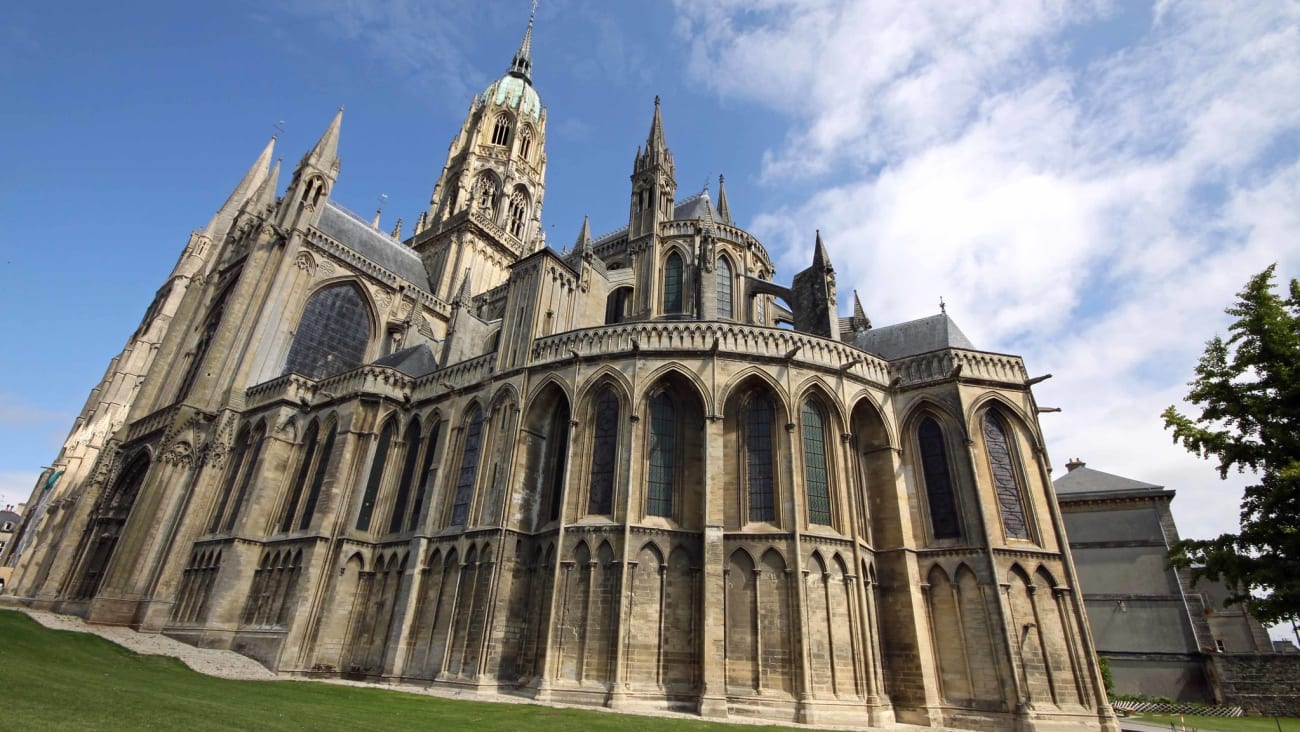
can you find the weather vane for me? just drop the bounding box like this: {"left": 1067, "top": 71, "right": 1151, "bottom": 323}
{"left": 939, "top": 296, "right": 946, "bottom": 314}
{"left": 272, "top": 120, "right": 285, "bottom": 138}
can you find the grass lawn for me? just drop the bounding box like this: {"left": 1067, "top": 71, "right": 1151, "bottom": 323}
{"left": 0, "top": 610, "right": 800, "bottom": 731}
{"left": 1131, "top": 713, "right": 1300, "bottom": 732}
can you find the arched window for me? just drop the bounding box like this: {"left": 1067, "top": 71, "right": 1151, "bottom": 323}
{"left": 605, "top": 287, "right": 632, "bottom": 325}
{"left": 298, "top": 424, "right": 336, "bottom": 530}
{"left": 647, "top": 392, "right": 676, "bottom": 517}
{"left": 801, "top": 401, "right": 832, "bottom": 526}
{"left": 283, "top": 283, "right": 370, "bottom": 379}
{"left": 356, "top": 420, "right": 396, "bottom": 531}
{"left": 983, "top": 412, "right": 1030, "bottom": 540}
{"left": 223, "top": 426, "right": 265, "bottom": 532}
{"left": 663, "top": 252, "right": 684, "bottom": 315}
{"left": 475, "top": 173, "right": 498, "bottom": 215}
{"left": 543, "top": 402, "right": 570, "bottom": 522}
{"left": 518, "top": 126, "right": 533, "bottom": 160}
{"left": 408, "top": 421, "right": 441, "bottom": 531}
{"left": 717, "top": 256, "right": 734, "bottom": 319}
{"left": 387, "top": 420, "right": 423, "bottom": 534}
{"left": 491, "top": 113, "right": 512, "bottom": 146}
{"left": 918, "top": 417, "right": 961, "bottom": 539}
{"left": 177, "top": 287, "right": 232, "bottom": 400}
{"left": 278, "top": 421, "right": 319, "bottom": 532}
{"left": 507, "top": 191, "right": 528, "bottom": 239}
{"left": 209, "top": 426, "right": 251, "bottom": 533}
{"left": 587, "top": 388, "right": 620, "bottom": 515}
{"left": 745, "top": 394, "right": 776, "bottom": 522}
{"left": 450, "top": 407, "right": 485, "bottom": 526}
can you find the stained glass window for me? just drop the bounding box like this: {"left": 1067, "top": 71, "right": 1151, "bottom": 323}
{"left": 647, "top": 392, "right": 675, "bottom": 517}
{"left": 663, "top": 252, "right": 683, "bottom": 314}
{"left": 356, "top": 421, "right": 395, "bottom": 531}
{"left": 279, "top": 421, "right": 318, "bottom": 532}
{"left": 919, "top": 418, "right": 961, "bottom": 539}
{"left": 746, "top": 395, "right": 775, "bottom": 522}
{"left": 387, "top": 421, "right": 423, "bottom": 533}
{"left": 588, "top": 389, "right": 619, "bottom": 515}
{"left": 802, "top": 401, "right": 832, "bottom": 525}
{"left": 717, "top": 257, "right": 733, "bottom": 319}
{"left": 283, "top": 284, "right": 370, "bottom": 380}
{"left": 408, "top": 422, "right": 440, "bottom": 531}
{"left": 983, "top": 413, "right": 1030, "bottom": 540}
{"left": 209, "top": 427, "right": 249, "bottom": 533}
{"left": 450, "top": 408, "right": 485, "bottom": 526}
{"left": 299, "top": 426, "right": 335, "bottom": 530}
{"left": 224, "top": 428, "right": 264, "bottom": 532}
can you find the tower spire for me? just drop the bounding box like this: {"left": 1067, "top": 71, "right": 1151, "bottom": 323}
{"left": 203, "top": 136, "right": 274, "bottom": 237}
{"left": 646, "top": 95, "right": 667, "bottom": 155}
{"left": 508, "top": 1, "right": 537, "bottom": 84}
{"left": 716, "top": 174, "right": 732, "bottom": 226}
{"left": 302, "top": 107, "right": 342, "bottom": 173}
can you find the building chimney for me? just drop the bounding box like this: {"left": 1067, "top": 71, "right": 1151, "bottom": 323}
{"left": 1065, "top": 458, "right": 1085, "bottom": 472}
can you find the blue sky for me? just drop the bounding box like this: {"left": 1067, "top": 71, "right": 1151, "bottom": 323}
{"left": 2, "top": 2, "right": 1298, "bottom": 630}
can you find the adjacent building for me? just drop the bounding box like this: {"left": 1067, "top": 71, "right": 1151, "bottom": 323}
{"left": 3, "top": 14, "right": 1118, "bottom": 731}
{"left": 1054, "top": 460, "right": 1272, "bottom": 702}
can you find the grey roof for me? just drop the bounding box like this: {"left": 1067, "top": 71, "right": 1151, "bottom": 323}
{"left": 316, "top": 202, "right": 429, "bottom": 285}
{"left": 0, "top": 509, "right": 19, "bottom": 524}
{"left": 673, "top": 190, "right": 715, "bottom": 222}
{"left": 1053, "top": 465, "right": 1163, "bottom": 496}
{"left": 371, "top": 344, "right": 439, "bottom": 377}
{"left": 850, "top": 313, "right": 976, "bottom": 360}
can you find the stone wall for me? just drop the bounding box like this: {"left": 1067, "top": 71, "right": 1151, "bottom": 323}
{"left": 1208, "top": 653, "right": 1300, "bottom": 716}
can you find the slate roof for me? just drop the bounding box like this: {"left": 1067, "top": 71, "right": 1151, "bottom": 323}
{"left": 316, "top": 202, "right": 429, "bottom": 285}
{"left": 1053, "top": 465, "right": 1163, "bottom": 496}
{"left": 850, "top": 313, "right": 976, "bottom": 360}
{"left": 371, "top": 344, "right": 439, "bottom": 377}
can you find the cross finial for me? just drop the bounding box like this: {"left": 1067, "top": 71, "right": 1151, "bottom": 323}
{"left": 939, "top": 296, "right": 946, "bottom": 314}
{"left": 272, "top": 120, "right": 285, "bottom": 139}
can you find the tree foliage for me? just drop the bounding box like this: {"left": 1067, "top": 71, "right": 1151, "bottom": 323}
{"left": 1162, "top": 265, "right": 1300, "bottom": 625}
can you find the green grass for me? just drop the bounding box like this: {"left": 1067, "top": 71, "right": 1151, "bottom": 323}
{"left": 0, "top": 610, "right": 799, "bottom": 731}
{"left": 1131, "top": 713, "right": 1300, "bottom": 732}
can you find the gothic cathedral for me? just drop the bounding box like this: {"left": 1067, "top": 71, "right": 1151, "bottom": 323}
{"left": 4, "top": 15, "right": 1118, "bottom": 732}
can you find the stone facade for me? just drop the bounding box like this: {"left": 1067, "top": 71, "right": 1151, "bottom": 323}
{"left": 3, "top": 17, "right": 1117, "bottom": 732}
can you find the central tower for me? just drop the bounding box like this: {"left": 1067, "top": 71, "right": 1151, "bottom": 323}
{"left": 414, "top": 10, "right": 548, "bottom": 303}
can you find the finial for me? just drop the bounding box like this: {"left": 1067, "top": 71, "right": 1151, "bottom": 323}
{"left": 272, "top": 120, "right": 285, "bottom": 140}
{"left": 939, "top": 296, "right": 946, "bottom": 314}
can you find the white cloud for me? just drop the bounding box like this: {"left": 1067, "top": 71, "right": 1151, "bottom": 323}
{"left": 672, "top": 0, "right": 1300, "bottom": 543}
{"left": 0, "top": 471, "right": 39, "bottom": 512}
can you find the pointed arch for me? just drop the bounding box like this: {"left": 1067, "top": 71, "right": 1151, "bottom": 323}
{"left": 386, "top": 415, "right": 424, "bottom": 534}
{"left": 474, "top": 170, "right": 501, "bottom": 215}
{"left": 977, "top": 402, "right": 1035, "bottom": 542}
{"left": 716, "top": 254, "right": 734, "bottom": 319}
{"left": 357, "top": 418, "right": 398, "bottom": 531}
{"left": 517, "top": 124, "right": 534, "bottom": 160}
{"left": 914, "top": 410, "right": 962, "bottom": 541}
{"left": 725, "top": 548, "right": 758, "bottom": 690}
{"left": 507, "top": 188, "right": 530, "bottom": 240}
{"left": 849, "top": 395, "right": 893, "bottom": 543}
{"left": 283, "top": 281, "right": 374, "bottom": 379}
{"left": 176, "top": 283, "right": 235, "bottom": 400}
{"left": 723, "top": 374, "right": 786, "bottom": 528}
{"left": 449, "top": 403, "right": 486, "bottom": 527}
{"left": 491, "top": 111, "right": 513, "bottom": 146}
{"left": 222, "top": 420, "right": 267, "bottom": 532}
{"left": 662, "top": 250, "right": 684, "bottom": 315}
{"left": 585, "top": 383, "right": 620, "bottom": 516}
{"left": 517, "top": 381, "right": 570, "bottom": 529}
{"left": 800, "top": 396, "right": 834, "bottom": 527}
{"left": 298, "top": 415, "right": 338, "bottom": 530}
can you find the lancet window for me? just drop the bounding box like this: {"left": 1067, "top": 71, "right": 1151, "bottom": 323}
{"left": 356, "top": 420, "right": 396, "bottom": 531}
{"left": 450, "top": 407, "right": 485, "bottom": 526}
{"left": 802, "top": 401, "right": 832, "bottom": 525}
{"left": 744, "top": 394, "right": 776, "bottom": 522}
{"left": 982, "top": 412, "right": 1031, "bottom": 540}
{"left": 663, "top": 252, "right": 684, "bottom": 315}
{"left": 647, "top": 392, "right": 676, "bottom": 517}
{"left": 491, "top": 113, "right": 512, "bottom": 146}
{"left": 587, "top": 388, "right": 620, "bottom": 515}
{"left": 918, "top": 417, "right": 961, "bottom": 539}
{"left": 717, "top": 256, "right": 734, "bottom": 319}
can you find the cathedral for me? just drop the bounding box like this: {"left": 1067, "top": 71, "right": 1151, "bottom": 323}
{"left": 4, "top": 15, "right": 1118, "bottom": 732}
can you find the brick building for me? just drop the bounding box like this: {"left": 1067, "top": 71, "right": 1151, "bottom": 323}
{"left": 3, "top": 13, "right": 1117, "bottom": 731}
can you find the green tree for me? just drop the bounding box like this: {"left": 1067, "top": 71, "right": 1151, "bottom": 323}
{"left": 1162, "top": 264, "right": 1300, "bottom": 625}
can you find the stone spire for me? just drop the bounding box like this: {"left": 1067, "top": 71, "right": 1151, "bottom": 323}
{"left": 574, "top": 215, "right": 593, "bottom": 257}
{"left": 202, "top": 137, "right": 275, "bottom": 237}
{"left": 716, "top": 174, "right": 732, "bottom": 226}
{"left": 507, "top": 2, "right": 536, "bottom": 83}
{"left": 241, "top": 158, "right": 280, "bottom": 217}
{"left": 812, "top": 229, "right": 832, "bottom": 272}
{"left": 851, "top": 289, "right": 871, "bottom": 331}
{"left": 646, "top": 95, "right": 668, "bottom": 158}
{"left": 301, "top": 107, "right": 342, "bottom": 174}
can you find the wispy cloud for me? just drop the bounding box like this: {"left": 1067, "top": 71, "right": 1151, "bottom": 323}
{"left": 671, "top": 0, "right": 1300, "bottom": 547}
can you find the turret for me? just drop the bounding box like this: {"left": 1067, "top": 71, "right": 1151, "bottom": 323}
{"left": 791, "top": 230, "right": 840, "bottom": 339}
{"left": 629, "top": 96, "right": 676, "bottom": 239}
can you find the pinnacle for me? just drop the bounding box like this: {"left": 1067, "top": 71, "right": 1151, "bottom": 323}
{"left": 302, "top": 107, "right": 342, "bottom": 172}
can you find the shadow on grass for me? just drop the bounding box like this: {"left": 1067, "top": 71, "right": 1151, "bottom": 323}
{"left": 0, "top": 610, "right": 797, "bottom": 732}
